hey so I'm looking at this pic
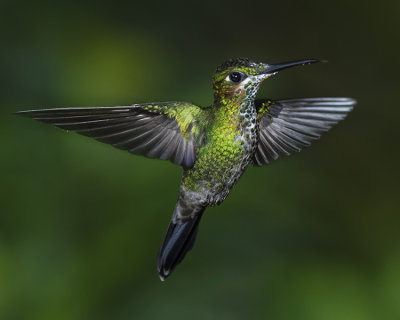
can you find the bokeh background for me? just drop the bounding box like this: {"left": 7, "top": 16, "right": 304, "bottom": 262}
{"left": 1, "top": 0, "right": 399, "bottom": 319}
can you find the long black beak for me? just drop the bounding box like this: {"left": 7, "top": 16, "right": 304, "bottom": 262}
{"left": 263, "top": 59, "right": 321, "bottom": 75}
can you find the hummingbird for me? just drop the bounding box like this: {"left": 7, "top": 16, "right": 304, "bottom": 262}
{"left": 18, "top": 58, "right": 355, "bottom": 280}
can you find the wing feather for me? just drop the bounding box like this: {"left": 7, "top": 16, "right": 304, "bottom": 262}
{"left": 18, "top": 102, "right": 207, "bottom": 167}
{"left": 253, "top": 97, "right": 355, "bottom": 166}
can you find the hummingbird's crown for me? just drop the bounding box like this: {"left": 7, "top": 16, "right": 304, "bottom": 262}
{"left": 216, "top": 58, "right": 257, "bottom": 73}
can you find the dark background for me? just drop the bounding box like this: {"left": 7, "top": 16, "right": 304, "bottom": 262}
{"left": 1, "top": 0, "right": 399, "bottom": 319}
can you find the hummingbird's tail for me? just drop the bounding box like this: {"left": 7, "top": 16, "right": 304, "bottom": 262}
{"left": 157, "top": 204, "right": 206, "bottom": 281}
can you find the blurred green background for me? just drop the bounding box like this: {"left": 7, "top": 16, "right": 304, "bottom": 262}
{"left": 1, "top": 0, "right": 399, "bottom": 319}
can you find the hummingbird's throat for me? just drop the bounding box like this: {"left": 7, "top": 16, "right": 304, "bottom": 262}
{"left": 232, "top": 77, "right": 264, "bottom": 102}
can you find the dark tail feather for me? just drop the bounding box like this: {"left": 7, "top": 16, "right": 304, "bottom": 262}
{"left": 157, "top": 208, "right": 205, "bottom": 281}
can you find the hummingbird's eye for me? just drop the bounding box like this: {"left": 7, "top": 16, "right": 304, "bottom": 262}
{"left": 228, "top": 71, "right": 244, "bottom": 83}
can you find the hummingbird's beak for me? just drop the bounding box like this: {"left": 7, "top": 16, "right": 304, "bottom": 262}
{"left": 262, "top": 59, "right": 321, "bottom": 75}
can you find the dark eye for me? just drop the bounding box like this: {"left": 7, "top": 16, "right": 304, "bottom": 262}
{"left": 229, "top": 71, "right": 244, "bottom": 83}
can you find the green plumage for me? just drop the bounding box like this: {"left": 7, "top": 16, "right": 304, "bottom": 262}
{"left": 183, "top": 100, "right": 247, "bottom": 195}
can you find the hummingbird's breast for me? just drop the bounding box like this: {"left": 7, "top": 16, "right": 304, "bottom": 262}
{"left": 181, "top": 100, "right": 258, "bottom": 206}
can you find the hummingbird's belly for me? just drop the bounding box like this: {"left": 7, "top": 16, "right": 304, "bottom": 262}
{"left": 182, "top": 118, "right": 258, "bottom": 205}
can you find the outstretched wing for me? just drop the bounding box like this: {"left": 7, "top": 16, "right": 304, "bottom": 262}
{"left": 253, "top": 97, "right": 355, "bottom": 166}
{"left": 18, "top": 102, "right": 209, "bottom": 168}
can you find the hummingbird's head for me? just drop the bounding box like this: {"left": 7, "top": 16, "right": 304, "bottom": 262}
{"left": 213, "top": 58, "right": 320, "bottom": 104}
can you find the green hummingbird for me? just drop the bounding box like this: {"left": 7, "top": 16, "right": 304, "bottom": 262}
{"left": 18, "top": 58, "right": 355, "bottom": 280}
